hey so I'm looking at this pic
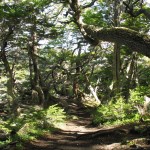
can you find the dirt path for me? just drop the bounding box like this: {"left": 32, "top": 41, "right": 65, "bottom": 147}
{"left": 23, "top": 103, "right": 150, "bottom": 150}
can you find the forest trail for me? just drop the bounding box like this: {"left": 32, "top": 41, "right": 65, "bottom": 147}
{"left": 23, "top": 102, "right": 150, "bottom": 150}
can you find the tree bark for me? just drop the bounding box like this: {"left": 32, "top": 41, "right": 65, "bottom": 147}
{"left": 28, "top": 17, "right": 45, "bottom": 106}
{"left": 1, "top": 51, "right": 16, "bottom": 108}
{"left": 73, "top": 44, "right": 82, "bottom": 98}
{"left": 0, "top": 27, "right": 18, "bottom": 113}
{"left": 112, "top": 43, "right": 120, "bottom": 95}
{"left": 69, "top": 0, "right": 150, "bottom": 58}
{"left": 123, "top": 53, "right": 138, "bottom": 101}
{"left": 112, "top": 0, "right": 121, "bottom": 95}
{"left": 83, "top": 26, "right": 150, "bottom": 57}
{"left": 85, "top": 75, "right": 101, "bottom": 105}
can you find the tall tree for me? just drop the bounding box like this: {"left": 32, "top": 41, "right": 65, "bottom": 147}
{"left": 67, "top": 0, "right": 150, "bottom": 57}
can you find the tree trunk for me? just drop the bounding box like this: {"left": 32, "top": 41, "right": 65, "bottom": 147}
{"left": 1, "top": 52, "right": 17, "bottom": 110}
{"left": 28, "top": 19, "right": 45, "bottom": 106}
{"left": 28, "top": 56, "right": 34, "bottom": 89}
{"left": 0, "top": 27, "right": 18, "bottom": 114}
{"left": 123, "top": 53, "right": 138, "bottom": 101}
{"left": 85, "top": 75, "right": 101, "bottom": 105}
{"left": 73, "top": 44, "right": 81, "bottom": 99}
{"left": 112, "top": 0, "right": 121, "bottom": 96}
{"left": 112, "top": 43, "right": 120, "bottom": 95}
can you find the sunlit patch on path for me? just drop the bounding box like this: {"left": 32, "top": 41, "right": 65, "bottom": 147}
{"left": 24, "top": 103, "right": 150, "bottom": 150}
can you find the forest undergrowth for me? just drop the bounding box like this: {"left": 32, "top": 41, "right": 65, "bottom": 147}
{"left": 1, "top": 89, "right": 150, "bottom": 150}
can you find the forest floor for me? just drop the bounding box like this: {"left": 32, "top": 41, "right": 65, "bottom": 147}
{"left": 23, "top": 102, "right": 150, "bottom": 150}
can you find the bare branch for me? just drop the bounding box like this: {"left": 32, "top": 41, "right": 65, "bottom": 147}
{"left": 123, "top": 0, "right": 150, "bottom": 19}
{"left": 82, "top": 0, "right": 97, "bottom": 9}
{"left": 133, "top": 0, "right": 140, "bottom": 6}
{"left": 1, "top": 26, "right": 14, "bottom": 51}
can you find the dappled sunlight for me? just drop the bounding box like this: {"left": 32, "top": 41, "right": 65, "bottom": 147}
{"left": 22, "top": 102, "right": 150, "bottom": 150}
{"left": 0, "top": 0, "right": 150, "bottom": 149}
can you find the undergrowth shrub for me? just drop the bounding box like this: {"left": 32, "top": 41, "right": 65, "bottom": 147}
{"left": 1, "top": 104, "right": 66, "bottom": 144}
{"left": 92, "top": 97, "right": 138, "bottom": 125}
{"left": 92, "top": 86, "right": 149, "bottom": 125}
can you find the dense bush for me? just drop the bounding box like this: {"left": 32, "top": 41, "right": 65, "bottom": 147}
{"left": 91, "top": 86, "right": 149, "bottom": 125}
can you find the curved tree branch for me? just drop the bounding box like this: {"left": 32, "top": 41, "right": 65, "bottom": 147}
{"left": 69, "top": 0, "right": 99, "bottom": 45}
{"left": 83, "top": 25, "right": 150, "bottom": 57}
{"left": 68, "top": 0, "right": 150, "bottom": 58}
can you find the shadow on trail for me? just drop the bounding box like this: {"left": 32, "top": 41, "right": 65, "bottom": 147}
{"left": 24, "top": 103, "right": 102, "bottom": 150}
{"left": 24, "top": 103, "right": 150, "bottom": 150}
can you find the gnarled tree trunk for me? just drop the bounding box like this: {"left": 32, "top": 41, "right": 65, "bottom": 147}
{"left": 28, "top": 17, "right": 45, "bottom": 106}
{"left": 0, "top": 26, "right": 19, "bottom": 114}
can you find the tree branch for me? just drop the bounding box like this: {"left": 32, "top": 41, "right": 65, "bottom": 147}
{"left": 69, "top": 0, "right": 99, "bottom": 45}
{"left": 82, "top": 0, "right": 97, "bottom": 9}
{"left": 83, "top": 25, "right": 150, "bottom": 57}
{"left": 68, "top": 0, "right": 150, "bottom": 57}
{"left": 123, "top": 0, "right": 150, "bottom": 19}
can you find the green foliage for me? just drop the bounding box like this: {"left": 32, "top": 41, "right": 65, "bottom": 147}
{"left": 129, "top": 86, "right": 149, "bottom": 105}
{"left": 92, "top": 94, "right": 142, "bottom": 125}
{"left": 1, "top": 105, "right": 66, "bottom": 144}
{"left": 92, "top": 85, "right": 150, "bottom": 125}
{"left": 130, "top": 85, "right": 150, "bottom": 104}
{"left": 138, "top": 65, "right": 150, "bottom": 86}
{"left": 83, "top": 9, "right": 107, "bottom": 27}
{"left": 121, "top": 13, "right": 149, "bottom": 32}
{"left": 0, "top": 0, "right": 150, "bottom": 147}
{"left": 0, "top": 140, "right": 12, "bottom": 150}
{"left": 45, "top": 104, "right": 66, "bottom": 127}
